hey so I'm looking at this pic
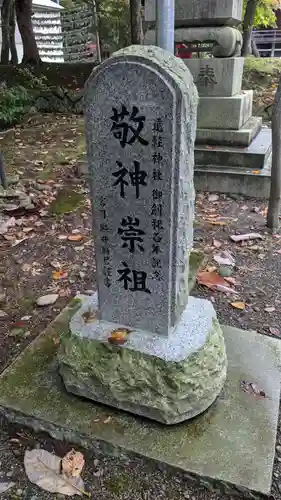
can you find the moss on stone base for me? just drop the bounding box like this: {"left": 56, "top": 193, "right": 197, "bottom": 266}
{"left": 58, "top": 314, "right": 227, "bottom": 425}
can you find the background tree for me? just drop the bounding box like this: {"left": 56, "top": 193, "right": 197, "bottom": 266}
{"left": 9, "top": 0, "right": 17, "bottom": 64}
{"left": 267, "top": 76, "right": 281, "bottom": 232}
{"left": 130, "top": 0, "right": 143, "bottom": 44}
{"left": 1, "top": 0, "right": 11, "bottom": 64}
{"left": 242, "top": 0, "right": 279, "bottom": 56}
{"left": 1, "top": 0, "right": 17, "bottom": 64}
{"left": 15, "top": 0, "right": 40, "bottom": 64}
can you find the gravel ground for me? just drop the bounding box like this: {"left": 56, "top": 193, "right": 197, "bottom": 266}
{"left": 0, "top": 115, "right": 281, "bottom": 500}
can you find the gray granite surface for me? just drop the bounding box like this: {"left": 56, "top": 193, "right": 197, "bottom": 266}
{"left": 145, "top": 0, "right": 243, "bottom": 26}
{"left": 70, "top": 293, "right": 217, "bottom": 362}
{"left": 84, "top": 45, "right": 198, "bottom": 336}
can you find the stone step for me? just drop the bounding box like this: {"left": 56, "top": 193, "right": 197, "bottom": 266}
{"left": 197, "top": 91, "right": 253, "bottom": 130}
{"left": 195, "top": 128, "right": 272, "bottom": 170}
{"left": 195, "top": 153, "right": 272, "bottom": 198}
{"left": 196, "top": 116, "right": 262, "bottom": 147}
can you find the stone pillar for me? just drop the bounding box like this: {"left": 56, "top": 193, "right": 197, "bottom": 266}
{"left": 58, "top": 45, "right": 227, "bottom": 425}
{"left": 144, "top": 0, "right": 272, "bottom": 180}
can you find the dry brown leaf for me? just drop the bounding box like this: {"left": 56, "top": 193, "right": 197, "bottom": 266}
{"left": 108, "top": 328, "right": 131, "bottom": 345}
{"left": 230, "top": 301, "right": 246, "bottom": 310}
{"left": 197, "top": 271, "right": 230, "bottom": 290}
{"left": 3, "top": 234, "right": 15, "bottom": 242}
{"left": 58, "top": 287, "right": 72, "bottom": 298}
{"left": 24, "top": 449, "right": 86, "bottom": 496}
{"left": 205, "top": 265, "right": 217, "bottom": 273}
{"left": 240, "top": 380, "right": 267, "bottom": 399}
{"left": 52, "top": 270, "right": 68, "bottom": 280}
{"left": 224, "top": 276, "right": 237, "bottom": 286}
{"left": 82, "top": 309, "right": 97, "bottom": 323}
{"left": 61, "top": 450, "right": 85, "bottom": 478}
{"left": 68, "top": 234, "right": 83, "bottom": 242}
{"left": 206, "top": 220, "right": 227, "bottom": 226}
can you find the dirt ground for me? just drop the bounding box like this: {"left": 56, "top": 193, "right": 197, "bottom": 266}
{"left": 0, "top": 114, "right": 281, "bottom": 499}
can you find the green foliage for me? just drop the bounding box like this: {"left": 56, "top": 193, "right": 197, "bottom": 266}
{"left": 98, "top": 0, "right": 130, "bottom": 51}
{"left": 243, "top": 0, "right": 278, "bottom": 27}
{"left": 16, "top": 67, "right": 48, "bottom": 90}
{"left": 0, "top": 83, "right": 31, "bottom": 127}
{"left": 0, "top": 70, "right": 48, "bottom": 128}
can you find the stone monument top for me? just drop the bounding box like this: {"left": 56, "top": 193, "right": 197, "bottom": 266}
{"left": 145, "top": 0, "right": 243, "bottom": 27}
{"left": 84, "top": 45, "right": 198, "bottom": 336}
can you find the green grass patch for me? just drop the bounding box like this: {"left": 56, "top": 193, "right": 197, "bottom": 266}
{"left": 48, "top": 187, "right": 85, "bottom": 215}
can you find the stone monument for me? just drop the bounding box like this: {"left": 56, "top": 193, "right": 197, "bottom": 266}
{"left": 145, "top": 0, "right": 272, "bottom": 197}
{"left": 58, "top": 45, "right": 227, "bottom": 425}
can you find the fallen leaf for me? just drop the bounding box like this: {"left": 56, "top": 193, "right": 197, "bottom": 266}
{"left": 240, "top": 380, "right": 267, "bottom": 399}
{"left": 214, "top": 284, "right": 236, "bottom": 293}
{"left": 0, "top": 216, "right": 16, "bottom": 235}
{"left": 0, "top": 482, "right": 15, "bottom": 493}
{"left": 251, "top": 170, "right": 261, "bottom": 175}
{"left": 3, "top": 234, "right": 15, "bottom": 242}
{"left": 52, "top": 270, "right": 68, "bottom": 280}
{"left": 269, "top": 327, "right": 280, "bottom": 336}
{"left": 68, "top": 234, "right": 83, "bottom": 242}
{"left": 213, "top": 239, "right": 222, "bottom": 249}
{"left": 208, "top": 194, "right": 219, "bottom": 202}
{"left": 82, "top": 309, "right": 97, "bottom": 323}
{"left": 214, "top": 251, "right": 235, "bottom": 267}
{"left": 197, "top": 271, "right": 230, "bottom": 290}
{"left": 50, "top": 261, "right": 62, "bottom": 269}
{"left": 230, "top": 301, "right": 246, "bottom": 310}
{"left": 36, "top": 294, "right": 59, "bottom": 306}
{"left": 206, "top": 220, "right": 227, "bottom": 226}
{"left": 58, "top": 287, "right": 72, "bottom": 298}
{"left": 224, "top": 276, "right": 237, "bottom": 286}
{"left": 11, "top": 237, "right": 28, "bottom": 247}
{"left": 22, "top": 263, "right": 32, "bottom": 272}
{"left": 61, "top": 450, "right": 85, "bottom": 478}
{"left": 108, "top": 328, "right": 131, "bottom": 345}
{"left": 205, "top": 265, "right": 217, "bottom": 273}
{"left": 24, "top": 449, "right": 86, "bottom": 496}
{"left": 230, "top": 233, "right": 263, "bottom": 243}
{"left": 265, "top": 306, "right": 275, "bottom": 313}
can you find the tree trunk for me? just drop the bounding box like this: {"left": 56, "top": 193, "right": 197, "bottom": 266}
{"left": 9, "top": 0, "right": 18, "bottom": 64}
{"left": 90, "top": 0, "right": 101, "bottom": 63}
{"left": 1, "top": 0, "right": 11, "bottom": 64}
{"left": 267, "top": 77, "right": 281, "bottom": 232}
{"left": 130, "top": 0, "right": 143, "bottom": 44}
{"left": 15, "top": 0, "right": 40, "bottom": 64}
{"left": 251, "top": 37, "right": 260, "bottom": 57}
{"left": 242, "top": 0, "right": 258, "bottom": 56}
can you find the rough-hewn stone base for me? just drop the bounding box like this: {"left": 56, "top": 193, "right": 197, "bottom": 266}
{"left": 0, "top": 299, "right": 280, "bottom": 495}
{"left": 58, "top": 295, "right": 227, "bottom": 425}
